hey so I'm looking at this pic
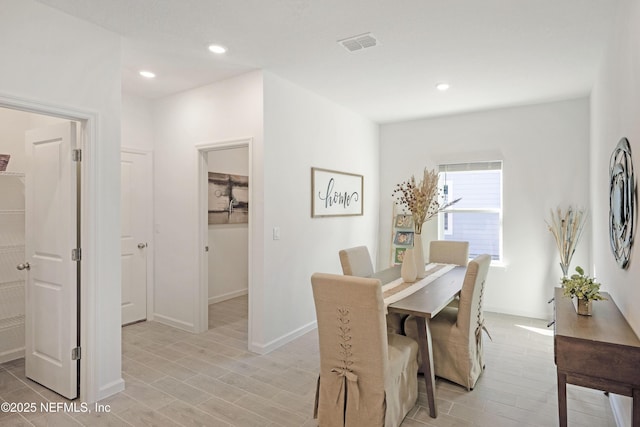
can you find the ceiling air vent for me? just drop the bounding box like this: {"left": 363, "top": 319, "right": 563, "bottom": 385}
{"left": 338, "top": 33, "right": 378, "bottom": 52}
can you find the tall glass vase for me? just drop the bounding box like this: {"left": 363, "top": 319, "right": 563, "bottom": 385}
{"left": 560, "top": 262, "right": 569, "bottom": 278}
{"left": 414, "top": 233, "right": 426, "bottom": 278}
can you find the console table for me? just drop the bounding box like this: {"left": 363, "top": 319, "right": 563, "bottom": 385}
{"left": 554, "top": 287, "right": 640, "bottom": 426}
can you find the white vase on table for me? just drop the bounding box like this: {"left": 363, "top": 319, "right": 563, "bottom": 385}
{"left": 401, "top": 248, "right": 418, "bottom": 283}
{"left": 414, "top": 233, "right": 426, "bottom": 278}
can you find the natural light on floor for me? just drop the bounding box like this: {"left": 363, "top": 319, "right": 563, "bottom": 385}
{"left": 515, "top": 324, "right": 554, "bottom": 337}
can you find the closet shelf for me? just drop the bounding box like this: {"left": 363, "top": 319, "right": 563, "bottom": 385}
{"left": 0, "top": 171, "right": 25, "bottom": 177}
{"left": 0, "top": 315, "right": 25, "bottom": 331}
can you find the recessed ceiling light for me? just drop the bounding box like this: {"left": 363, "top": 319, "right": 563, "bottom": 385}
{"left": 208, "top": 44, "right": 227, "bottom": 54}
{"left": 436, "top": 82, "right": 450, "bottom": 91}
{"left": 139, "top": 70, "right": 156, "bottom": 79}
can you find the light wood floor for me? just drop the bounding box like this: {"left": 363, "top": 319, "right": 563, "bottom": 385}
{"left": 0, "top": 295, "right": 616, "bottom": 426}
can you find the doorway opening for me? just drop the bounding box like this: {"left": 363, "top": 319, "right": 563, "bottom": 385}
{"left": 196, "top": 139, "right": 252, "bottom": 344}
{"left": 0, "top": 102, "right": 87, "bottom": 401}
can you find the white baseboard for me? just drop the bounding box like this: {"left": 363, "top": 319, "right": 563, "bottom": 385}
{"left": 249, "top": 320, "right": 317, "bottom": 355}
{"left": 153, "top": 313, "right": 196, "bottom": 333}
{"left": 0, "top": 347, "right": 24, "bottom": 364}
{"left": 484, "top": 305, "right": 549, "bottom": 321}
{"left": 208, "top": 289, "right": 248, "bottom": 305}
{"left": 610, "top": 393, "right": 629, "bottom": 427}
{"left": 98, "top": 378, "right": 125, "bottom": 401}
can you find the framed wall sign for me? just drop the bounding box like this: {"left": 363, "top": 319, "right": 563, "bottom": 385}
{"left": 311, "top": 167, "right": 363, "bottom": 217}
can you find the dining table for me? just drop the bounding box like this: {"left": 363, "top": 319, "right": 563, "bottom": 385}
{"left": 371, "top": 263, "right": 467, "bottom": 419}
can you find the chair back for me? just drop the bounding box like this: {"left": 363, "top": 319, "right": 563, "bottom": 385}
{"left": 456, "top": 254, "right": 491, "bottom": 338}
{"left": 339, "top": 246, "right": 374, "bottom": 277}
{"left": 429, "top": 240, "right": 469, "bottom": 266}
{"left": 311, "top": 273, "right": 388, "bottom": 426}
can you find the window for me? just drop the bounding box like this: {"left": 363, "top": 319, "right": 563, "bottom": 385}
{"left": 438, "top": 161, "right": 503, "bottom": 261}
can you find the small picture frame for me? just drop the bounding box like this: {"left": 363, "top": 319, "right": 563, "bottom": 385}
{"left": 394, "top": 214, "right": 414, "bottom": 229}
{"left": 393, "top": 231, "right": 414, "bottom": 246}
{"left": 394, "top": 247, "right": 407, "bottom": 264}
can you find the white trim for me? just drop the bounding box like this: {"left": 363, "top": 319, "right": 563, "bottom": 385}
{"left": 153, "top": 313, "right": 196, "bottom": 332}
{"left": 0, "top": 92, "right": 100, "bottom": 403}
{"left": 120, "top": 146, "right": 151, "bottom": 155}
{"left": 208, "top": 289, "right": 248, "bottom": 305}
{"left": 250, "top": 321, "right": 317, "bottom": 355}
{"left": 0, "top": 348, "right": 24, "bottom": 364}
{"left": 97, "top": 378, "right": 125, "bottom": 401}
{"left": 120, "top": 147, "right": 154, "bottom": 322}
{"left": 195, "top": 138, "right": 253, "bottom": 338}
{"left": 483, "top": 304, "right": 549, "bottom": 320}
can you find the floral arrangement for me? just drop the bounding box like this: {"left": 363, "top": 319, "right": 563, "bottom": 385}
{"left": 393, "top": 168, "right": 460, "bottom": 234}
{"left": 561, "top": 266, "right": 606, "bottom": 301}
{"left": 546, "top": 206, "right": 587, "bottom": 277}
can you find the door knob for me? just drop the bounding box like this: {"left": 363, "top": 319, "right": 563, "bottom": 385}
{"left": 16, "top": 262, "right": 30, "bottom": 271}
{"left": 137, "top": 243, "right": 147, "bottom": 249}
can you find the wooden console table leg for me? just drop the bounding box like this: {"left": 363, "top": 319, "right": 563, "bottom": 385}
{"left": 557, "top": 371, "right": 567, "bottom": 427}
{"left": 633, "top": 388, "right": 640, "bottom": 427}
{"left": 415, "top": 316, "right": 437, "bottom": 418}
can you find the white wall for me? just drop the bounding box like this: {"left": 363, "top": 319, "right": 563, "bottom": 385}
{"left": 590, "top": 0, "right": 640, "bottom": 424}
{"left": 122, "top": 93, "right": 154, "bottom": 151}
{"left": 153, "top": 70, "right": 379, "bottom": 352}
{"left": 207, "top": 147, "right": 249, "bottom": 303}
{"left": 380, "top": 98, "right": 591, "bottom": 319}
{"left": 262, "top": 72, "right": 379, "bottom": 349}
{"left": 152, "top": 71, "right": 263, "bottom": 332}
{"left": 0, "top": 0, "right": 123, "bottom": 402}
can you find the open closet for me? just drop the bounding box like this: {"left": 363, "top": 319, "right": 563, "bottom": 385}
{"left": 0, "top": 171, "right": 25, "bottom": 362}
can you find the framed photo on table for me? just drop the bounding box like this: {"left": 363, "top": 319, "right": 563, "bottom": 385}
{"left": 390, "top": 205, "right": 416, "bottom": 266}
{"left": 395, "top": 214, "right": 414, "bottom": 229}
{"left": 393, "top": 230, "right": 414, "bottom": 246}
{"left": 311, "top": 167, "right": 363, "bottom": 217}
{"left": 394, "top": 247, "right": 407, "bottom": 264}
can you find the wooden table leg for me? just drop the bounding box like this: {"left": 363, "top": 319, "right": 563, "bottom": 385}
{"left": 557, "top": 371, "right": 567, "bottom": 427}
{"left": 415, "top": 316, "right": 437, "bottom": 418}
{"left": 633, "top": 388, "right": 640, "bottom": 427}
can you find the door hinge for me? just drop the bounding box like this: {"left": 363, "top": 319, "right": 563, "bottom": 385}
{"left": 72, "top": 248, "right": 82, "bottom": 261}
{"left": 71, "top": 347, "right": 81, "bottom": 360}
{"left": 72, "top": 149, "right": 82, "bottom": 162}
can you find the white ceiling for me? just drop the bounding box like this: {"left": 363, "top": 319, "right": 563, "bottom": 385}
{"left": 35, "top": 0, "right": 619, "bottom": 123}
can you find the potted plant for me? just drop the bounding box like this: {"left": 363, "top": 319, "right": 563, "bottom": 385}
{"left": 561, "top": 266, "right": 606, "bottom": 316}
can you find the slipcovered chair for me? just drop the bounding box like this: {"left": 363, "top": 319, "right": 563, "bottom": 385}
{"left": 311, "top": 273, "right": 419, "bottom": 427}
{"left": 429, "top": 240, "right": 469, "bottom": 266}
{"left": 404, "top": 254, "right": 491, "bottom": 390}
{"left": 339, "top": 246, "right": 374, "bottom": 277}
{"left": 429, "top": 240, "right": 470, "bottom": 309}
{"left": 339, "top": 246, "right": 404, "bottom": 334}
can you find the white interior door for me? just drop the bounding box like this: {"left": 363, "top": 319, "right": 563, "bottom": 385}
{"left": 24, "top": 121, "right": 78, "bottom": 400}
{"left": 121, "top": 150, "right": 149, "bottom": 325}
